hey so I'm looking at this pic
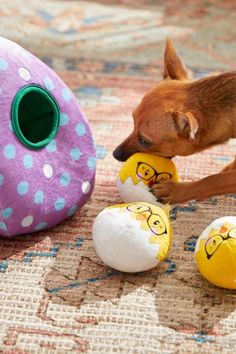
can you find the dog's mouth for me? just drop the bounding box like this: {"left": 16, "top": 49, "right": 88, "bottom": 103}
{"left": 113, "top": 147, "right": 135, "bottom": 161}
{"left": 150, "top": 151, "right": 174, "bottom": 159}
{"left": 161, "top": 156, "right": 174, "bottom": 160}
{"left": 113, "top": 144, "right": 175, "bottom": 161}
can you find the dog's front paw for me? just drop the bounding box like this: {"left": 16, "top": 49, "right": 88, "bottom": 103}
{"left": 152, "top": 181, "right": 196, "bottom": 204}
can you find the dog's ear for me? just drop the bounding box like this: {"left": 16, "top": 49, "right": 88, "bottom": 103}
{"left": 172, "top": 111, "right": 198, "bottom": 140}
{"left": 163, "top": 38, "right": 189, "bottom": 80}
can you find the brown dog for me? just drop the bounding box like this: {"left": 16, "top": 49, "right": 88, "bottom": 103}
{"left": 113, "top": 39, "right": 236, "bottom": 204}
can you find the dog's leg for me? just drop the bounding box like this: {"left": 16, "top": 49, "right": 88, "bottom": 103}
{"left": 153, "top": 169, "right": 236, "bottom": 203}
{"left": 221, "top": 156, "right": 236, "bottom": 172}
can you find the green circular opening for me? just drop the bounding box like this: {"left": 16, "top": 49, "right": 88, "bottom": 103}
{"left": 11, "top": 85, "right": 60, "bottom": 149}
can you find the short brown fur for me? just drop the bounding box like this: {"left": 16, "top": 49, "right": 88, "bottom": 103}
{"left": 113, "top": 39, "right": 236, "bottom": 203}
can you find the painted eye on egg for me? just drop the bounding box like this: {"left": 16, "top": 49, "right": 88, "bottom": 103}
{"left": 127, "top": 204, "right": 150, "bottom": 214}
{"left": 147, "top": 214, "right": 167, "bottom": 235}
{"left": 136, "top": 162, "right": 156, "bottom": 181}
{"left": 205, "top": 234, "right": 223, "bottom": 259}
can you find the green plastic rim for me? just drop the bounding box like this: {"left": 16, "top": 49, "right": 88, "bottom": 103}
{"left": 11, "top": 85, "right": 60, "bottom": 150}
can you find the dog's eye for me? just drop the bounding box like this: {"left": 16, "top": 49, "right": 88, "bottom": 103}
{"left": 138, "top": 136, "right": 152, "bottom": 148}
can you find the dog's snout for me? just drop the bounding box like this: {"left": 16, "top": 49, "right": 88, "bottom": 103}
{"left": 113, "top": 144, "right": 138, "bottom": 161}
{"left": 113, "top": 147, "right": 128, "bottom": 161}
{"left": 113, "top": 133, "right": 138, "bottom": 161}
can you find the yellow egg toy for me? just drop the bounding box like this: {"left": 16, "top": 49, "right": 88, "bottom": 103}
{"left": 92, "top": 202, "right": 172, "bottom": 273}
{"left": 117, "top": 153, "right": 179, "bottom": 205}
{"left": 194, "top": 217, "right": 236, "bottom": 289}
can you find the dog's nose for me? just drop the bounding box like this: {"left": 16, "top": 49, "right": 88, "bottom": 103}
{"left": 113, "top": 145, "right": 137, "bottom": 161}
{"left": 113, "top": 147, "right": 127, "bottom": 161}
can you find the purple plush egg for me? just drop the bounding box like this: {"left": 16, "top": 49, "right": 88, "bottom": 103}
{"left": 0, "top": 37, "right": 96, "bottom": 237}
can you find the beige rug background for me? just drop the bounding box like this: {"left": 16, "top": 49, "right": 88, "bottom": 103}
{"left": 0, "top": 0, "right": 236, "bottom": 352}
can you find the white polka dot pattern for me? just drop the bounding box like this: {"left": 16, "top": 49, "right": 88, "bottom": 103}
{"left": 43, "top": 164, "right": 54, "bottom": 179}
{"left": 21, "top": 215, "right": 33, "bottom": 227}
{"left": 82, "top": 181, "right": 91, "bottom": 194}
{"left": 18, "top": 67, "right": 31, "bottom": 81}
{"left": 0, "top": 36, "right": 96, "bottom": 237}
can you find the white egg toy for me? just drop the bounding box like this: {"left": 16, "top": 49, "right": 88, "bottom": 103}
{"left": 116, "top": 153, "right": 179, "bottom": 206}
{"left": 92, "top": 202, "right": 172, "bottom": 273}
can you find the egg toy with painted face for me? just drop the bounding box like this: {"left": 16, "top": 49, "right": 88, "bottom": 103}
{"left": 195, "top": 217, "right": 236, "bottom": 289}
{"left": 116, "top": 153, "right": 179, "bottom": 205}
{"left": 92, "top": 202, "right": 172, "bottom": 273}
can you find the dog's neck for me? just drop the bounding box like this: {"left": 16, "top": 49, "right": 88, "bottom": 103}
{"left": 186, "top": 72, "right": 236, "bottom": 146}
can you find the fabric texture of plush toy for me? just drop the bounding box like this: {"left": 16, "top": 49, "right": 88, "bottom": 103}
{"left": 92, "top": 202, "right": 172, "bottom": 273}
{"left": 0, "top": 37, "right": 96, "bottom": 237}
{"left": 195, "top": 216, "right": 236, "bottom": 289}
{"left": 117, "top": 152, "right": 179, "bottom": 205}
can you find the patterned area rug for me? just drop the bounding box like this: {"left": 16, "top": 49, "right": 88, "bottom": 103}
{"left": 1, "top": 0, "right": 236, "bottom": 352}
